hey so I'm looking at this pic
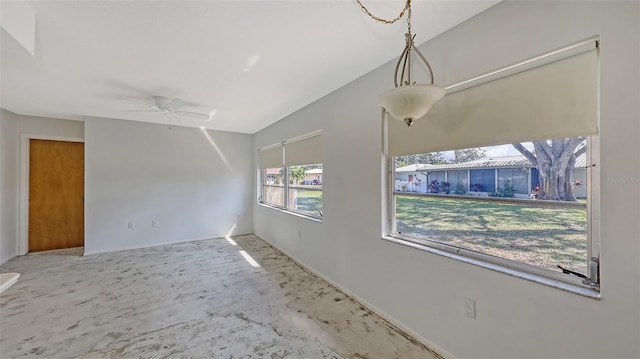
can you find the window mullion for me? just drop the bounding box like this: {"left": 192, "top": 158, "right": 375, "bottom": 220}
{"left": 284, "top": 166, "right": 289, "bottom": 210}
{"left": 389, "top": 157, "right": 396, "bottom": 235}
{"left": 587, "top": 136, "right": 600, "bottom": 285}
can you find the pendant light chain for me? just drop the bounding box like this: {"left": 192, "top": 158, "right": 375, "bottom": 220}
{"left": 406, "top": 1, "right": 412, "bottom": 35}
{"left": 355, "top": 0, "right": 411, "bottom": 25}
{"left": 358, "top": 0, "right": 445, "bottom": 127}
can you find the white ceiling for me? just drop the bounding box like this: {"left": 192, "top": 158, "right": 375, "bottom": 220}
{"left": 1, "top": 1, "right": 498, "bottom": 134}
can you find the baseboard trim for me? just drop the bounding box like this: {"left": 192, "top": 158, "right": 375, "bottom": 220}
{"left": 256, "top": 235, "right": 457, "bottom": 359}
{"left": 83, "top": 233, "right": 253, "bottom": 256}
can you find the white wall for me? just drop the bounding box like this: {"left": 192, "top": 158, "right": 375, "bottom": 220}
{"left": 0, "top": 109, "right": 85, "bottom": 263}
{"left": 253, "top": 2, "right": 640, "bottom": 358}
{"left": 84, "top": 117, "right": 253, "bottom": 255}
{"left": 16, "top": 114, "right": 85, "bottom": 139}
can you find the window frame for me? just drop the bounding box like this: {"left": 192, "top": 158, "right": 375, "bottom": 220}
{"left": 260, "top": 165, "right": 323, "bottom": 220}
{"left": 261, "top": 167, "right": 285, "bottom": 208}
{"left": 385, "top": 136, "right": 600, "bottom": 292}
{"left": 258, "top": 131, "right": 324, "bottom": 221}
{"left": 382, "top": 39, "right": 601, "bottom": 294}
{"left": 288, "top": 170, "right": 323, "bottom": 218}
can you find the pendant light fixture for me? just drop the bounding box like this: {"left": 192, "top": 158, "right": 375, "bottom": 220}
{"left": 357, "top": 0, "right": 445, "bottom": 127}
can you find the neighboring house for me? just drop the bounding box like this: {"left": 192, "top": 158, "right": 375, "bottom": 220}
{"left": 265, "top": 167, "right": 323, "bottom": 186}
{"left": 303, "top": 168, "right": 323, "bottom": 185}
{"left": 264, "top": 167, "right": 282, "bottom": 185}
{"left": 396, "top": 154, "right": 587, "bottom": 198}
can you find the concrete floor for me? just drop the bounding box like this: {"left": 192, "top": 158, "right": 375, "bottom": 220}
{"left": 0, "top": 234, "right": 439, "bottom": 359}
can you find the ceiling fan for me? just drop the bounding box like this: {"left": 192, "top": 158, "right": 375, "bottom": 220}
{"left": 122, "top": 96, "right": 210, "bottom": 121}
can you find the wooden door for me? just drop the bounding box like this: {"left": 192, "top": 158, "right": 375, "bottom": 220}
{"left": 29, "top": 139, "right": 84, "bottom": 251}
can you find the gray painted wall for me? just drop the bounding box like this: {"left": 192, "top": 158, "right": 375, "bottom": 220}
{"left": 84, "top": 117, "right": 253, "bottom": 254}
{"left": 0, "top": 109, "right": 85, "bottom": 263}
{"left": 0, "top": 112, "right": 252, "bottom": 260}
{"left": 253, "top": 2, "right": 639, "bottom": 358}
{"left": 1, "top": 109, "right": 19, "bottom": 263}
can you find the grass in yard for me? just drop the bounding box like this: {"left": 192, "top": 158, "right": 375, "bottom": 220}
{"left": 292, "top": 188, "right": 322, "bottom": 216}
{"left": 395, "top": 195, "right": 588, "bottom": 275}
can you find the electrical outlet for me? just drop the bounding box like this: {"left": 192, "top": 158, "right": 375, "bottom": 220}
{"left": 127, "top": 221, "right": 134, "bottom": 229}
{"left": 464, "top": 298, "right": 476, "bottom": 319}
{"left": 152, "top": 220, "right": 159, "bottom": 228}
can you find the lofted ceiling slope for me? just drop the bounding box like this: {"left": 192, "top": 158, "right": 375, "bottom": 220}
{"left": 1, "top": 1, "right": 498, "bottom": 134}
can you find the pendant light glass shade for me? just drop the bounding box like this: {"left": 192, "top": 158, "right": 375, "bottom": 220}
{"left": 356, "top": 0, "right": 444, "bottom": 127}
{"left": 379, "top": 84, "right": 445, "bottom": 126}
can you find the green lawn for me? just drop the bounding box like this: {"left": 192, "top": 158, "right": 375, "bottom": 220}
{"left": 292, "top": 188, "right": 322, "bottom": 216}
{"left": 395, "top": 195, "right": 588, "bottom": 274}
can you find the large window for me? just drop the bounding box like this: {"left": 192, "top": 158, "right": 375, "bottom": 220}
{"left": 392, "top": 138, "right": 593, "bottom": 277}
{"left": 288, "top": 164, "right": 323, "bottom": 218}
{"left": 447, "top": 170, "right": 468, "bottom": 189}
{"left": 262, "top": 167, "right": 284, "bottom": 207}
{"left": 386, "top": 40, "right": 600, "bottom": 290}
{"left": 497, "top": 168, "right": 529, "bottom": 194}
{"left": 469, "top": 169, "right": 495, "bottom": 193}
{"left": 259, "top": 132, "right": 323, "bottom": 220}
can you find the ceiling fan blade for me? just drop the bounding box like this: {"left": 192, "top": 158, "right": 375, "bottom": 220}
{"left": 153, "top": 96, "right": 178, "bottom": 109}
{"left": 174, "top": 110, "right": 210, "bottom": 120}
{"left": 122, "top": 96, "right": 158, "bottom": 110}
{"left": 121, "top": 110, "right": 157, "bottom": 112}
{"left": 162, "top": 98, "right": 180, "bottom": 109}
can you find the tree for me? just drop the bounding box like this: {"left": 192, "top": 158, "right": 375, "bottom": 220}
{"left": 512, "top": 137, "right": 586, "bottom": 201}
{"left": 395, "top": 152, "right": 447, "bottom": 168}
{"left": 288, "top": 166, "right": 307, "bottom": 185}
{"left": 452, "top": 148, "right": 486, "bottom": 163}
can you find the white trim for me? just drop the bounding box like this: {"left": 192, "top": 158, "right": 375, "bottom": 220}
{"left": 81, "top": 234, "right": 253, "bottom": 256}
{"left": 0, "top": 273, "right": 20, "bottom": 294}
{"left": 259, "top": 237, "right": 455, "bottom": 359}
{"left": 587, "top": 135, "right": 600, "bottom": 279}
{"left": 256, "top": 202, "right": 322, "bottom": 223}
{"left": 19, "top": 134, "right": 85, "bottom": 255}
{"left": 382, "top": 235, "right": 601, "bottom": 299}
{"left": 387, "top": 135, "right": 600, "bottom": 291}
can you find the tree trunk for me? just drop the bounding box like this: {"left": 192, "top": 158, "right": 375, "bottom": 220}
{"left": 513, "top": 137, "right": 585, "bottom": 202}
{"left": 564, "top": 155, "right": 577, "bottom": 201}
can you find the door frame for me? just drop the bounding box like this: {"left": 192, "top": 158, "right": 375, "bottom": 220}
{"left": 19, "top": 134, "right": 85, "bottom": 255}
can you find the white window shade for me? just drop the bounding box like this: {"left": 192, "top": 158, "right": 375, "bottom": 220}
{"left": 259, "top": 145, "right": 283, "bottom": 169}
{"left": 388, "top": 49, "right": 599, "bottom": 157}
{"left": 284, "top": 134, "right": 323, "bottom": 166}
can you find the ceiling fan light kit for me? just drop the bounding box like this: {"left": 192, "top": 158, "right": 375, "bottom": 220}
{"left": 356, "top": 0, "right": 445, "bottom": 127}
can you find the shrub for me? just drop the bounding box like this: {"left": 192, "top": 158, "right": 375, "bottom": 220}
{"left": 490, "top": 180, "right": 516, "bottom": 198}
{"left": 429, "top": 180, "right": 440, "bottom": 194}
{"left": 454, "top": 183, "right": 468, "bottom": 195}
{"left": 439, "top": 181, "right": 451, "bottom": 194}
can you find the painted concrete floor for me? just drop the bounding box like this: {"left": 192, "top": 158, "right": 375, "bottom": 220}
{"left": 0, "top": 234, "right": 439, "bottom": 359}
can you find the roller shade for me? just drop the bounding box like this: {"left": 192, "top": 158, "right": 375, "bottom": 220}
{"left": 259, "top": 145, "right": 283, "bottom": 169}
{"left": 388, "top": 49, "right": 599, "bottom": 156}
{"left": 284, "top": 133, "right": 323, "bottom": 166}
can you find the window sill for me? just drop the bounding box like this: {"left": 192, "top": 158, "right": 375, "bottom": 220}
{"left": 257, "top": 202, "right": 323, "bottom": 223}
{"left": 382, "top": 235, "right": 601, "bottom": 300}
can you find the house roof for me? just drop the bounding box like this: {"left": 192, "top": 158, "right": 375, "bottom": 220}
{"left": 397, "top": 153, "right": 587, "bottom": 172}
